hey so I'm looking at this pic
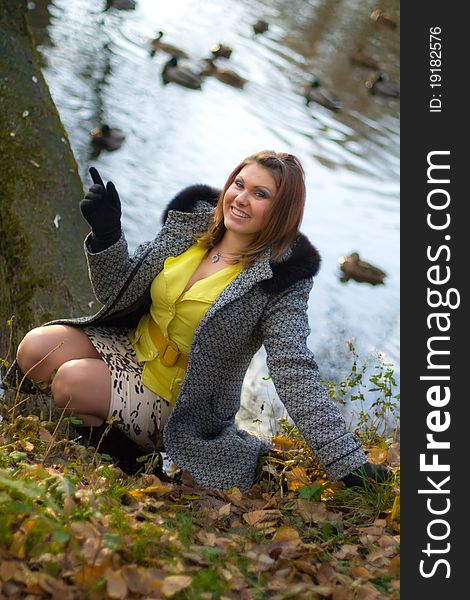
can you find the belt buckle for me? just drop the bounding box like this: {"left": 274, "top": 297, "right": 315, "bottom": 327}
{"left": 160, "top": 339, "right": 180, "bottom": 367}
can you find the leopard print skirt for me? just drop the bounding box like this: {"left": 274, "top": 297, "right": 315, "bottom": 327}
{"left": 83, "top": 326, "right": 173, "bottom": 451}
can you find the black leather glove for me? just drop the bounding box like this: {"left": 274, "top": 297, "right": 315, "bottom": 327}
{"left": 80, "top": 167, "right": 122, "bottom": 252}
{"left": 341, "top": 462, "right": 393, "bottom": 489}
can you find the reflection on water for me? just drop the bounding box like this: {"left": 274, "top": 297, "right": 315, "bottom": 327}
{"left": 27, "top": 0, "right": 399, "bottom": 429}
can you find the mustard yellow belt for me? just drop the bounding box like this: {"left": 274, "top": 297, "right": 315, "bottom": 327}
{"left": 148, "top": 318, "right": 189, "bottom": 369}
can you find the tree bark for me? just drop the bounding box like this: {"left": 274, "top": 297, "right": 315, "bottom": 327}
{"left": 0, "top": 0, "right": 92, "bottom": 359}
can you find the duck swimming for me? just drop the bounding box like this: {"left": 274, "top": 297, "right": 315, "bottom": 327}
{"left": 253, "top": 20, "right": 269, "bottom": 35}
{"left": 106, "top": 0, "right": 136, "bottom": 10}
{"left": 366, "top": 72, "right": 400, "bottom": 98}
{"left": 370, "top": 8, "right": 398, "bottom": 29}
{"left": 210, "top": 43, "right": 233, "bottom": 59}
{"left": 161, "top": 56, "right": 203, "bottom": 90}
{"left": 203, "top": 59, "right": 247, "bottom": 88}
{"left": 90, "top": 124, "right": 125, "bottom": 151}
{"left": 150, "top": 31, "right": 189, "bottom": 58}
{"left": 350, "top": 45, "right": 380, "bottom": 70}
{"left": 338, "top": 252, "right": 386, "bottom": 285}
{"left": 304, "top": 78, "right": 341, "bottom": 111}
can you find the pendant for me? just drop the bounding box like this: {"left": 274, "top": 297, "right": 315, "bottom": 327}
{"left": 211, "top": 253, "right": 220, "bottom": 263}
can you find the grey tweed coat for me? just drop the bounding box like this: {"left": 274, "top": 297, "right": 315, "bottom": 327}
{"left": 25, "top": 185, "right": 367, "bottom": 489}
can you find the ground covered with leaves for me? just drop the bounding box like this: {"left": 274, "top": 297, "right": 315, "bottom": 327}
{"left": 0, "top": 395, "right": 400, "bottom": 600}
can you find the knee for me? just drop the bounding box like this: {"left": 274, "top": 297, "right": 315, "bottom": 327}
{"left": 51, "top": 361, "right": 81, "bottom": 408}
{"left": 16, "top": 327, "right": 49, "bottom": 373}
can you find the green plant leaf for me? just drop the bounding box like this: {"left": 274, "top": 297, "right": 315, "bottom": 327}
{"left": 8, "top": 451, "right": 28, "bottom": 463}
{"left": 102, "top": 532, "right": 123, "bottom": 550}
{"left": 52, "top": 529, "right": 70, "bottom": 543}
{"left": 298, "top": 484, "right": 328, "bottom": 501}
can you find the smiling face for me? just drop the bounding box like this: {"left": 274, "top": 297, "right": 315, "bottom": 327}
{"left": 222, "top": 163, "right": 278, "bottom": 242}
{"left": 200, "top": 151, "right": 306, "bottom": 263}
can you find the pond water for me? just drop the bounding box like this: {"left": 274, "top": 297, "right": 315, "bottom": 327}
{"left": 27, "top": 0, "right": 400, "bottom": 433}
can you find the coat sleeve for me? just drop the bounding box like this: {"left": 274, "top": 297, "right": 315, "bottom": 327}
{"left": 84, "top": 232, "right": 153, "bottom": 305}
{"left": 261, "top": 278, "right": 367, "bottom": 481}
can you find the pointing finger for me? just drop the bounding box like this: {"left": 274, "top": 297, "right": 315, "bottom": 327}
{"left": 89, "top": 166, "right": 105, "bottom": 188}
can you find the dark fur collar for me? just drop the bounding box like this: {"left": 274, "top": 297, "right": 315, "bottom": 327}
{"left": 162, "top": 184, "right": 220, "bottom": 224}
{"left": 260, "top": 233, "right": 321, "bottom": 294}
{"left": 163, "top": 184, "right": 321, "bottom": 293}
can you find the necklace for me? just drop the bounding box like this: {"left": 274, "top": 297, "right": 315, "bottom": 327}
{"left": 210, "top": 249, "right": 240, "bottom": 263}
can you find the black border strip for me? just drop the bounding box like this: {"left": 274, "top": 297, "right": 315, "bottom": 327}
{"left": 402, "top": 2, "right": 467, "bottom": 596}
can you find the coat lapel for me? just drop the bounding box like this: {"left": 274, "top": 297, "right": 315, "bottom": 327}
{"left": 139, "top": 210, "right": 213, "bottom": 282}
{"left": 204, "top": 248, "right": 273, "bottom": 319}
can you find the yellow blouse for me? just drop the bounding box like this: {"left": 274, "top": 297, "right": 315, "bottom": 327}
{"left": 129, "top": 241, "right": 242, "bottom": 404}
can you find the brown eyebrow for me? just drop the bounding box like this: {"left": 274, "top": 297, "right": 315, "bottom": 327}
{"left": 236, "top": 175, "right": 274, "bottom": 195}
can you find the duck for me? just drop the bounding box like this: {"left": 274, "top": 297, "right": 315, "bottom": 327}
{"left": 203, "top": 59, "right": 247, "bottom": 88}
{"left": 161, "top": 56, "right": 203, "bottom": 90}
{"left": 253, "top": 20, "right": 269, "bottom": 35}
{"left": 150, "top": 31, "right": 189, "bottom": 58}
{"left": 366, "top": 72, "right": 400, "bottom": 97}
{"left": 304, "top": 78, "right": 341, "bottom": 111}
{"left": 210, "top": 43, "right": 233, "bottom": 59}
{"left": 90, "top": 124, "right": 125, "bottom": 151}
{"left": 370, "top": 8, "right": 398, "bottom": 29}
{"left": 338, "top": 252, "right": 386, "bottom": 285}
{"left": 350, "top": 45, "right": 381, "bottom": 70}
{"left": 106, "top": 0, "right": 136, "bottom": 10}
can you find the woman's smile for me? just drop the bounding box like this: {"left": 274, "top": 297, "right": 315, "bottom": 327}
{"left": 230, "top": 206, "right": 250, "bottom": 219}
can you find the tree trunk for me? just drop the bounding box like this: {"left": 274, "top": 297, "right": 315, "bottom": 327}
{"left": 0, "top": 0, "right": 92, "bottom": 359}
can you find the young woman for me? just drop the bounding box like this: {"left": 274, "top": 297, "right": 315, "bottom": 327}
{"left": 9, "top": 151, "right": 389, "bottom": 490}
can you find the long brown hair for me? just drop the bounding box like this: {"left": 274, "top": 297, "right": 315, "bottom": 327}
{"left": 198, "top": 150, "right": 306, "bottom": 265}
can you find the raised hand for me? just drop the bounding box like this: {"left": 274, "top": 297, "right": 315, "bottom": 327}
{"left": 80, "top": 167, "right": 122, "bottom": 249}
